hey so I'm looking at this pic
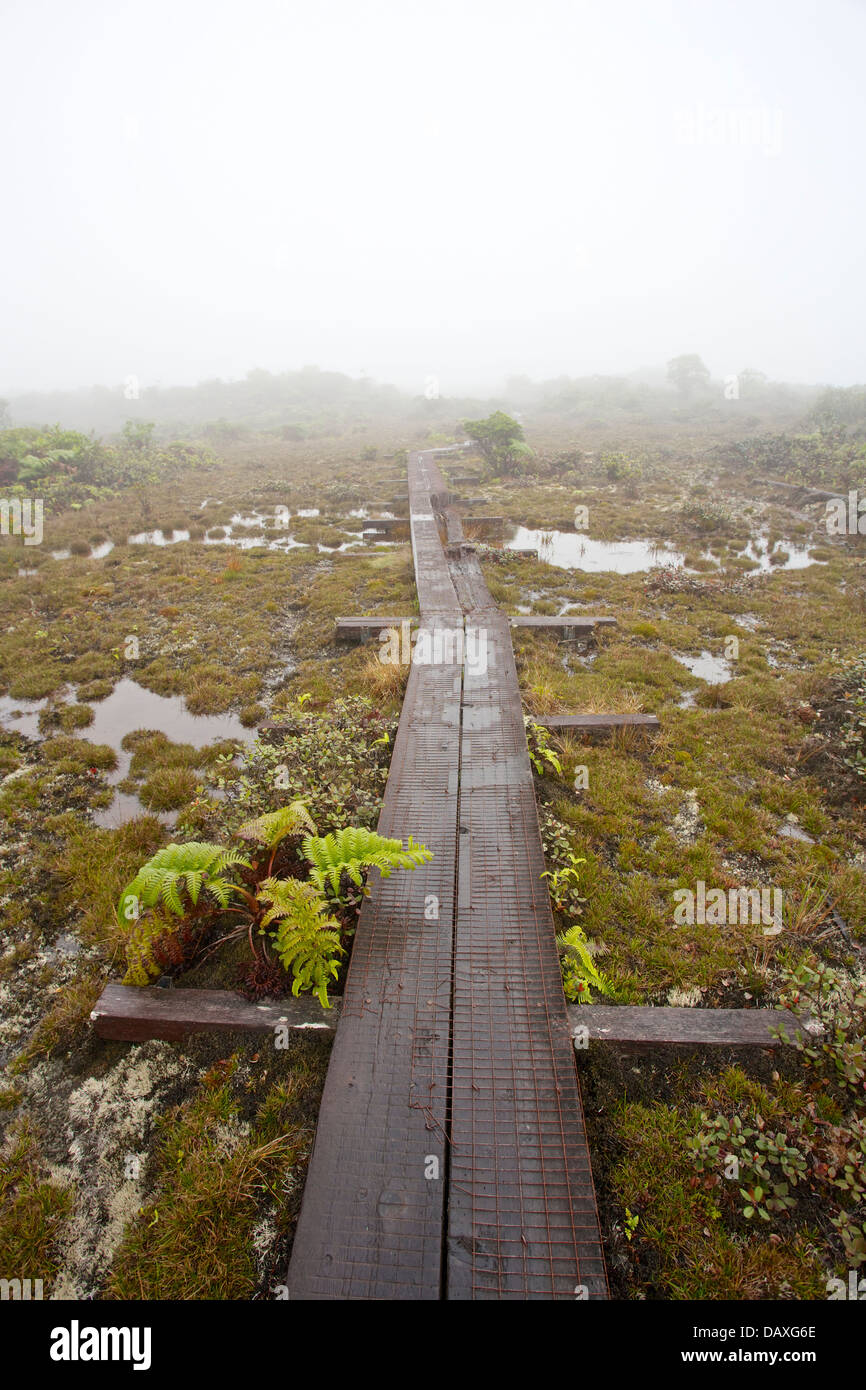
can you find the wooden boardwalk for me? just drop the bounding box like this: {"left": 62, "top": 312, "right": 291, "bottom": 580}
{"left": 287, "top": 450, "right": 607, "bottom": 1299}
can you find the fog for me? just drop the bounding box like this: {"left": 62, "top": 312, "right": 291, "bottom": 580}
{"left": 2, "top": 0, "right": 864, "bottom": 397}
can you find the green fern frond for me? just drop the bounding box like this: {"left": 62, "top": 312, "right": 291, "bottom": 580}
{"left": 302, "top": 826, "right": 432, "bottom": 896}
{"left": 236, "top": 802, "right": 317, "bottom": 849}
{"left": 557, "top": 924, "right": 611, "bottom": 1003}
{"left": 213, "top": 847, "right": 256, "bottom": 875}
{"left": 256, "top": 877, "right": 344, "bottom": 1007}
{"left": 117, "top": 840, "right": 251, "bottom": 985}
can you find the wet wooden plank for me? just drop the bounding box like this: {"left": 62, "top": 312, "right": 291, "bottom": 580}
{"left": 91, "top": 983, "right": 341, "bottom": 1043}
{"left": 538, "top": 713, "right": 659, "bottom": 731}
{"left": 335, "top": 615, "right": 415, "bottom": 641}
{"left": 510, "top": 615, "right": 617, "bottom": 632}
{"left": 567, "top": 1005, "right": 816, "bottom": 1049}
{"left": 362, "top": 516, "right": 409, "bottom": 531}
{"left": 753, "top": 476, "right": 843, "bottom": 502}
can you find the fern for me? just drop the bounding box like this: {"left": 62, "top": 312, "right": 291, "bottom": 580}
{"left": 556, "top": 924, "right": 611, "bottom": 1003}
{"left": 117, "top": 841, "right": 251, "bottom": 985}
{"left": 115, "top": 818, "right": 432, "bottom": 999}
{"left": 118, "top": 842, "right": 250, "bottom": 922}
{"left": 524, "top": 716, "right": 563, "bottom": 776}
{"left": 302, "top": 826, "right": 432, "bottom": 897}
{"left": 235, "top": 801, "right": 317, "bottom": 849}
{"left": 257, "top": 877, "right": 344, "bottom": 1007}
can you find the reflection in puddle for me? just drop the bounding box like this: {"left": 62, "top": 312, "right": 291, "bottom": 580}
{"left": 506, "top": 523, "right": 819, "bottom": 576}
{"left": 26, "top": 506, "right": 393, "bottom": 567}
{"left": 84, "top": 679, "right": 255, "bottom": 829}
{"left": 737, "top": 534, "right": 817, "bottom": 572}
{"left": 129, "top": 528, "right": 190, "bottom": 546}
{"left": 506, "top": 526, "right": 684, "bottom": 573}
{"left": 0, "top": 694, "right": 49, "bottom": 741}
{"left": 84, "top": 679, "right": 253, "bottom": 749}
{"left": 0, "top": 679, "right": 255, "bottom": 827}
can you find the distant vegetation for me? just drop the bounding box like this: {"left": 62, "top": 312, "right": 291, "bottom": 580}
{"left": 1, "top": 359, "right": 828, "bottom": 446}
{"left": 0, "top": 423, "right": 214, "bottom": 512}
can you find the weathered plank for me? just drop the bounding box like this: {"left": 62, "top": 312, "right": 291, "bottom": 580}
{"left": 753, "top": 476, "right": 843, "bottom": 502}
{"left": 362, "top": 516, "right": 409, "bottom": 531}
{"left": 538, "top": 713, "right": 660, "bottom": 731}
{"left": 567, "top": 1004, "right": 817, "bottom": 1049}
{"left": 510, "top": 615, "right": 617, "bottom": 633}
{"left": 335, "top": 615, "right": 415, "bottom": 641}
{"left": 90, "top": 983, "right": 340, "bottom": 1043}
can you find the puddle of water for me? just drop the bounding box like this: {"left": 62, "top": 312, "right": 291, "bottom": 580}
{"left": 204, "top": 527, "right": 275, "bottom": 550}
{"left": 674, "top": 651, "right": 733, "bottom": 684}
{"left": 506, "top": 526, "right": 685, "bottom": 573}
{"left": 1, "top": 679, "right": 256, "bottom": 827}
{"left": 83, "top": 679, "right": 253, "bottom": 749}
{"left": 33, "top": 503, "right": 401, "bottom": 568}
{"left": 83, "top": 679, "right": 256, "bottom": 829}
{"left": 0, "top": 694, "right": 50, "bottom": 740}
{"left": 737, "top": 534, "right": 817, "bottom": 571}
{"left": 128, "top": 528, "right": 190, "bottom": 546}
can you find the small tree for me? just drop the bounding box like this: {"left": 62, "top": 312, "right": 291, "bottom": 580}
{"left": 737, "top": 367, "right": 768, "bottom": 399}
{"left": 666, "top": 354, "right": 711, "bottom": 398}
{"left": 462, "top": 410, "right": 530, "bottom": 475}
{"left": 122, "top": 419, "right": 155, "bottom": 453}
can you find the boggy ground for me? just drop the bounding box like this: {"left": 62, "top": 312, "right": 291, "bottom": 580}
{"left": 1, "top": 420, "right": 864, "bottom": 1298}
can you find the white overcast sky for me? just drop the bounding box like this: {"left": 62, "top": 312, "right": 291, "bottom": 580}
{"left": 1, "top": 0, "right": 864, "bottom": 394}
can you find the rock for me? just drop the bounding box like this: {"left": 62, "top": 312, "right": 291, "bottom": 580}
{"left": 778, "top": 814, "right": 815, "bottom": 845}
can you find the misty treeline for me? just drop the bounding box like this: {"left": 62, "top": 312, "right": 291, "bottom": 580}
{"left": 2, "top": 364, "right": 866, "bottom": 505}
{"left": 1, "top": 359, "right": 851, "bottom": 443}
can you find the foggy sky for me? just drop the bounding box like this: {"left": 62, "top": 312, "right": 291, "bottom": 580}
{"left": 2, "top": 0, "right": 864, "bottom": 396}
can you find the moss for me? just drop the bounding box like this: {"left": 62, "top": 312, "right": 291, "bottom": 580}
{"left": 12, "top": 975, "right": 105, "bottom": 1069}
{"left": 41, "top": 736, "right": 117, "bottom": 771}
{"left": 76, "top": 679, "right": 114, "bottom": 701}
{"left": 50, "top": 814, "right": 166, "bottom": 951}
{"left": 139, "top": 766, "right": 199, "bottom": 811}
{"left": 107, "top": 1040, "right": 329, "bottom": 1299}
{"left": 0, "top": 1123, "right": 73, "bottom": 1290}
{"left": 121, "top": 730, "right": 203, "bottom": 777}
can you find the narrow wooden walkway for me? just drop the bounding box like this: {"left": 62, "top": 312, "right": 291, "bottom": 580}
{"left": 287, "top": 449, "right": 607, "bottom": 1299}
